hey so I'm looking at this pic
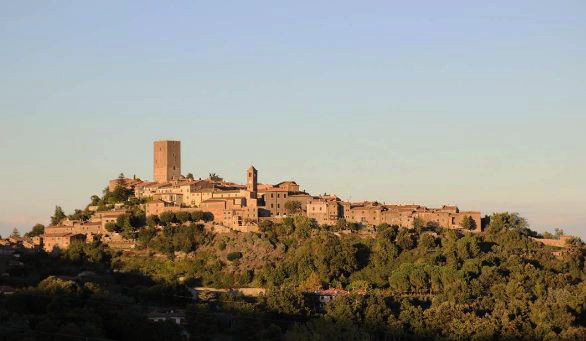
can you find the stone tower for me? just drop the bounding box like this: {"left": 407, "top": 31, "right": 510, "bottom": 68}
{"left": 154, "top": 140, "right": 181, "bottom": 183}
{"left": 247, "top": 165, "right": 257, "bottom": 197}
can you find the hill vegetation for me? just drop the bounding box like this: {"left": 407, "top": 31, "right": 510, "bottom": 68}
{"left": 3, "top": 189, "right": 586, "bottom": 340}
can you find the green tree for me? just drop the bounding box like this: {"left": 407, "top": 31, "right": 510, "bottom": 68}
{"left": 10, "top": 228, "right": 20, "bottom": 238}
{"left": 175, "top": 211, "right": 192, "bottom": 223}
{"left": 68, "top": 208, "right": 91, "bottom": 221}
{"left": 90, "top": 195, "right": 101, "bottom": 206}
{"left": 363, "top": 295, "right": 392, "bottom": 331}
{"left": 486, "top": 212, "right": 530, "bottom": 235}
{"left": 293, "top": 216, "right": 317, "bottom": 238}
{"left": 147, "top": 214, "right": 160, "bottom": 227}
{"left": 418, "top": 233, "right": 437, "bottom": 250}
{"left": 137, "top": 226, "right": 157, "bottom": 246}
{"left": 109, "top": 185, "right": 133, "bottom": 203}
{"left": 390, "top": 264, "right": 412, "bottom": 292}
{"left": 284, "top": 200, "right": 303, "bottom": 215}
{"left": 159, "top": 211, "right": 176, "bottom": 225}
{"left": 25, "top": 223, "right": 45, "bottom": 237}
{"left": 348, "top": 222, "right": 362, "bottom": 232}
{"left": 208, "top": 173, "right": 223, "bottom": 181}
{"left": 566, "top": 236, "right": 585, "bottom": 249}
{"left": 51, "top": 205, "right": 67, "bottom": 225}
{"left": 191, "top": 211, "right": 204, "bottom": 222}
{"left": 261, "top": 287, "right": 309, "bottom": 316}
{"left": 348, "top": 280, "right": 371, "bottom": 292}
{"left": 105, "top": 222, "right": 121, "bottom": 233}
{"left": 324, "top": 294, "right": 363, "bottom": 324}
{"left": 202, "top": 211, "right": 214, "bottom": 222}
{"left": 412, "top": 217, "right": 425, "bottom": 230}
{"left": 459, "top": 215, "right": 477, "bottom": 230}
{"left": 227, "top": 251, "right": 243, "bottom": 261}
{"left": 396, "top": 229, "right": 416, "bottom": 250}
{"left": 336, "top": 218, "right": 348, "bottom": 231}
{"left": 259, "top": 219, "right": 273, "bottom": 232}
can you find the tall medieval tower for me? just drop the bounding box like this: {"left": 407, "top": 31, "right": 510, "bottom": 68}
{"left": 247, "top": 165, "right": 257, "bottom": 197}
{"left": 154, "top": 140, "right": 181, "bottom": 183}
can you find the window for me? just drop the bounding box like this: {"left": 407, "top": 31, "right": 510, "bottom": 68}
{"left": 277, "top": 204, "right": 280, "bottom": 209}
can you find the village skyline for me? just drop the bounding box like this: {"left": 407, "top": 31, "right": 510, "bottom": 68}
{"left": 1, "top": 1, "right": 585, "bottom": 238}
{"left": 1, "top": 133, "right": 584, "bottom": 239}
{"left": 1, "top": 2, "right": 585, "bottom": 339}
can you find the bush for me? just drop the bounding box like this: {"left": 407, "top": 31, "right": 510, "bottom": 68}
{"left": 202, "top": 212, "right": 214, "bottom": 222}
{"left": 159, "top": 211, "right": 176, "bottom": 225}
{"left": 175, "top": 211, "right": 192, "bottom": 223}
{"left": 191, "top": 211, "right": 204, "bottom": 222}
{"left": 105, "top": 222, "right": 121, "bottom": 233}
{"left": 227, "top": 251, "right": 243, "bottom": 261}
{"left": 259, "top": 220, "right": 273, "bottom": 232}
{"left": 147, "top": 214, "right": 160, "bottom": 227}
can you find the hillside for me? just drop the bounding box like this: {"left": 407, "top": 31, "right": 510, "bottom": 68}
{"left": 2, "top": 207, "right": 586, "bottom": 340}
{"left": 113, "top": 213, "right": 586, "bottom": 339}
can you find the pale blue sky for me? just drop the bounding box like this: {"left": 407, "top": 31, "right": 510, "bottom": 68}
{"left": 1, "top": 1, "right": 585, "bottom": 238}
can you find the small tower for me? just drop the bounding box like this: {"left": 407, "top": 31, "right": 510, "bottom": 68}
{"left": 247, "top": 165, "right": 257, "bottom": 197}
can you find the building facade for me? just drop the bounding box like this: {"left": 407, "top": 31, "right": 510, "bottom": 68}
{"left": 45, "top": 139, "right": 486, "bottom": 252}
{"left": 154, "top": 140, "right": 181, "bottom": 183}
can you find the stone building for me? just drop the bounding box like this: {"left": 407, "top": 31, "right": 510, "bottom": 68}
{"left": 339, "top": 201, "right": 482, "bottom": 231}
{"left": 93, "top": 210, "right": 128, "bottom": 230}
{"left": 307, "top": 196, "right": 342, "bottom": 226}
{"left": 108, "top": 177, "right": 142, "bottom": 192}
{"left": 247, "top": 165, "right": 258, "bottom": 196}
{"left": 43, "top": 233, "right": 86, "bottom": 252}
{"left": 154, "top": 140, "right": 181, "bottom": 183}
{"left": 42, "top": 139, "right": 487, "bottom": 252}
{"left": 141, "top": 140, "right": 484, "bottom": 231}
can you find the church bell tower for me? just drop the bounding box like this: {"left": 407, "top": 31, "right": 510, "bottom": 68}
{"left": 247, "top": 165, "right": 257, "bottom": 198}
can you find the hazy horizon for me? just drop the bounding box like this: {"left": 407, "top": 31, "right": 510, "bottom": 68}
{"left": 1, "top": 1, "right": 585, "bottom": 238}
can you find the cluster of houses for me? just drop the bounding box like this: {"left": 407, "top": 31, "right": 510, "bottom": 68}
{"left": 136, "top": 170, "right": 483, "bottom": 232}
{"left": 28, "top": 139, "right": 485, "bottom": 252}
{"left": 1, "top": 205, "right": 136, "bottom": 253}
{"left": 135, "top": 140, "right": 482, "bottom": 232}
{"left": 41, "top": 208, "right": 135, "bottom": 252}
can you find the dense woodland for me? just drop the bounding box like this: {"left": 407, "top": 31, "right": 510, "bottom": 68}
{"left": 1, "top": 186, "right": 586, "bottom": 340}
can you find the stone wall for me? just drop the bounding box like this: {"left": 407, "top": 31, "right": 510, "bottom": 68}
{"left": 532, "top": 235, "right": 571, "bottom": 248}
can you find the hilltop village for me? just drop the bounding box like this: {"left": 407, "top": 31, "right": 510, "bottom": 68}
{"left": 1, "top": 141, "right": 583, "bottom": 341}
{"left": 22, "top": 140, "right": 486, "bottom": 252}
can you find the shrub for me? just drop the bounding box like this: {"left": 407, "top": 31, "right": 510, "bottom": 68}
{"left": 227, "top": 251, "right": 243, "bottom": 261}
{"left": 175, "top": 211, "right": 192, "bottom": 223}
{"left": 202, "top": 212, "right": 214, "bottom": 222}
{"left": 159, "top": 211, "right": 176, "bottom": 225}
{"left": 105, "top": 222, "right": 121, "bottom": 233}
{"left": 191, "top": 211, "right": 204, "bottom": 222}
